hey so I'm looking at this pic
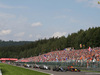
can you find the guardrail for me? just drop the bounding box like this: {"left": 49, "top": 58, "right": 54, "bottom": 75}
{"left": 14, "top": 61, "right": 100, "bottom": 72}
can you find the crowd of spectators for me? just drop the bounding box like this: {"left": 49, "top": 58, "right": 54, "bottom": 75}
{"left": 17, "top": 47, "right": 100, "bottom": 62}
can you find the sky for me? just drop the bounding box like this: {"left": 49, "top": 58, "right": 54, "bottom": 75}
{"left": 0, "top": 0, "right": 100, "bottom": 41}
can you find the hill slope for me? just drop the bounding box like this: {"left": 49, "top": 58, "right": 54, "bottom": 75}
{"left": 0, "top": 27, "right": 100, "bottom": 58}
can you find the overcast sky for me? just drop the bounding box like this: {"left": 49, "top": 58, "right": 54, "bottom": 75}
{"left": 0, "top": 0, "right": 100, "bottom": 41}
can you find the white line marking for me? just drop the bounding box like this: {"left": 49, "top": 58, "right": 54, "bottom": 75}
{"left": 32, "top": 69, "right": 54, "bottom": 75}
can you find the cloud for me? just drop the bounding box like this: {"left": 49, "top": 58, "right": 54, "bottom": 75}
{"left": 0, "top": 29, "right": 11, "bottom": 36}
{"left": 70, "top": 18, "right": 79, "bottom": 23}
{"left": 32, "top": 22, "right": 42, "bottom": 27}
{"left": 88, "top": 0, "right": 100, "bottom": 8}
{"left": 76, "top": 0, "right": 88, "bottom": 2}
{"left": 54, "top": 15, "right": 66, "bottom": 19}
{"left": 63, "top": 8, "right": 72, "bottom": 12}
{"left": 29, "top": 34, "right": 33, "bottom": 38}
{"left": 0, "top": 12, "right": 16, "bottom": 27}
{"left": 52, "top": 32, "right": 66, "bottom": 38}
{"left": 0, "top": 12, "right": 16, "bottom": 19}
{"left": 36, "top": 34, "right": 42, "bottom": 39}
{"left": 14, "top": 32, "right": 25, "bottom": 37}
{"left": 0, "top": 12, "right": 17, "bottom": 29}
{"left": 0, "top": 3, "right": 13, "bottom": 9}
{"left": 0, "top": 3, "right": 27, "bottom": 9}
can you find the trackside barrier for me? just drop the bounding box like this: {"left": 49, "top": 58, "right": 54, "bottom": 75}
{"left": 14, "top": 61, "right": 100, "bottom": 71}
{"left": 0, "top": 70, "right": 2, "bottom": 75}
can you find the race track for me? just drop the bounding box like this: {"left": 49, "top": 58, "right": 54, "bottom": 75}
{"left": 28, "top": 68, "right": 100, "bottom": 75}
{"left": 16, "top": 65, "right": 100, "bottom": 75}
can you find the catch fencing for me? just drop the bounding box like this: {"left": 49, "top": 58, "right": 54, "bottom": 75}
{"left": 14, "top": 60, "right": 100, "bottom": 72}
{"left": 15, "top": 61, "right": 100, "bottom": 69}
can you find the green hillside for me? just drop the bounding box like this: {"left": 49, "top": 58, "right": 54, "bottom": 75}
{"left": 0, "top": 27, "right": 100, "bottom": 58}
{"left": 0, "top": 40, "right": 32, "bottom": 47}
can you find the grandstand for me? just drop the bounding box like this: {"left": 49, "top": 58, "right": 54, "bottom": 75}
{"left": 0, "top": 58, "right": 18, "bottom": 63}
{"left": 17, "top": 47, "right": 100, "bottom": 63}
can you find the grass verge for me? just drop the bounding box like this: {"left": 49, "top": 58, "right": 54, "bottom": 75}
{"left": 0, "top": 63, "right": 49, "bottom": 75}
{"left": 82, "top": 70, "right": 100, "bottom": 73}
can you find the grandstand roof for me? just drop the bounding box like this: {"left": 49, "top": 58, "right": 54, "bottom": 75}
{"left": 0, "top": 58, "right": 18, "bottom": 61}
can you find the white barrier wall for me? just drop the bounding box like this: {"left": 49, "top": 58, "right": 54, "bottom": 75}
{"left": 0, "top": 70, "right": 2, "bottom": 75}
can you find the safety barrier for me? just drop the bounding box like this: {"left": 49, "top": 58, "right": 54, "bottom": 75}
{"left": 0, "top": 69, "right": 2, "bottom": 75}
{"left": 14, "top": 61, "right": 100, "bottom": 71}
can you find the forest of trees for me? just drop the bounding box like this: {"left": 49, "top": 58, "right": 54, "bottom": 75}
{"left": 0, "top": 27, "right": 100, "bottom": 58}
{"left": 0, "top": 40, "right": 32, "bottom": 47}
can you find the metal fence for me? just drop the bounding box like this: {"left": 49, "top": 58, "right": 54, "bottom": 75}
{"left": 15, "top": 61, "right": 100, "bottom": 68}
{"left": 14, "top": 61, "right": 100, "bottom": 71}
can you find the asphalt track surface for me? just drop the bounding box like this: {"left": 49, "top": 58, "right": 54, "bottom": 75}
{"left": 27, "top": 67, "right": 100, "bottom": 75}
{"left": 15, "top": 65, "right": 100, "bottom": 75}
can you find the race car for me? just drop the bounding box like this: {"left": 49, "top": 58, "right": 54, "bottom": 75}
{"left": 33, "top": 64, "right": 40, "bottom": 68}
{"left": 52, "top": 66, "right": 67, "bottom": 72}
{"left": 16, "top": 63, "right": 21, "bottom": 66}
{"left": 67, "top": 66, "right": 80, "bottom": 72}
{"left": 39, "top": 65, "right": 51, "bottom": 70}
{"left": 23, "top": 64, "right": 32, "bottom": 68}
{"left": 70, "top": 68, "right": 80, "bottom": 72}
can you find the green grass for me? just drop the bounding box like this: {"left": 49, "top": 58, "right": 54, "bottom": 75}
{"left": 82, "top": 70, "right": 100, "bottom": 73}
{"left": 0, "top": 63, "right": 49, "bottom": 75}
